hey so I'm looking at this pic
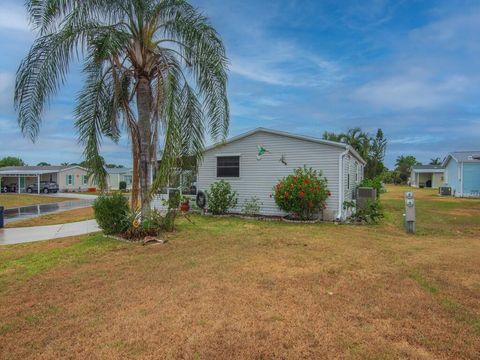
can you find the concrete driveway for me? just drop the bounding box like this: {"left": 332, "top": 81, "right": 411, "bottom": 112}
{"left": 0, "top": 220, "right": 100, "bottom": 245}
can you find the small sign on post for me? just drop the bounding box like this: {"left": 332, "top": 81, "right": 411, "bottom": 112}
{"left": 404, "top": 191, "right": 416, "bottom": 234}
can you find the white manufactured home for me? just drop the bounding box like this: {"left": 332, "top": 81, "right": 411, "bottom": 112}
{"left": 197, "top": 128, "right": 366, "bottom": 220}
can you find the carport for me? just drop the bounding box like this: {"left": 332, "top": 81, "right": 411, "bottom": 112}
{"left": 0, "top": 169, "right": 58, "bottom": 194}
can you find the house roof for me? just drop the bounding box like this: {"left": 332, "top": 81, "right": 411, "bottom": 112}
{"left": 0, "top": 165, "right": 89, "bottom": 176}
{"left": 442, "top": 151, "right": 480, "bottom": 167}
{"left": 411, "top": 165, "right": 445, "bottom": 173}
{"left": 204, "top": 127, "right": 367, "bottom": 165}
{"left": 105, "top": 167, "right": 132, "bottom": 174}
{"left": 0, "top": 165, "right": 66, "bottom": 176}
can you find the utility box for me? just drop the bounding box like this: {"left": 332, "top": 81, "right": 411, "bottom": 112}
{"left": 404, "top": 192, "right": 416, "bottom": 233}
{"left": 356, "top": 187, "right": 377, "bottom": 210}
{"left": 438, "top": 186, "right": 452, "bottom": 196}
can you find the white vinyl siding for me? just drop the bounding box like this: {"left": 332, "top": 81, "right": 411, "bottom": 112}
{"left": 198, "top": 131, "right": 349, "bottom": 220}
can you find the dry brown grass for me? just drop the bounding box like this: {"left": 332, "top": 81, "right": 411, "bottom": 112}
{"left": 0, "top": 185, "right": 479, "bottom": 359}
{"left": 0, "top": 194, "right": 74, "bottom": 209}
{"left": 5, "top": 207, "right": 94, "bottom": 228}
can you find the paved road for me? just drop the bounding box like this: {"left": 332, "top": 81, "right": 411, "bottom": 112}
{"left": 0, "top": 220, "right": 100, "bottom": 245}
{"left": 4, "top": 199, "right": 94, "bottom": 223}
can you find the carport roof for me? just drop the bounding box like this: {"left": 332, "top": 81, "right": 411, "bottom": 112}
{"left": 0, "top": 166, "right": 65, "bottom": 176}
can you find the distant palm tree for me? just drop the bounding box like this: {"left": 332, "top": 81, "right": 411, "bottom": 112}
{"left": 15, "top": 0, "right": 229, "bottom": 211}
{"left": 429, "top": 157, "right": 441, "bottom": 165}
{"left": 339, "top": 127, "right": 369, "bottom": 160}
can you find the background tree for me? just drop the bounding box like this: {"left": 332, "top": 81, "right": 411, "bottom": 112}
{"left": 395, "top": 155, "right": 421, "bottom": 183}
{"left": 322, "top": 127, "right": 387, "bottom": 179}
{"left": 15, "top": 0, "right": 229, "bottom": 212}
{"left": 322, "top": 131, "right": 342, "bottom": 142}
{"left": 365, "top": 129, "right": 387, "bottom": 179}
{"left": 429, "top": 157, "right": 442, "bottom": 165}
{"left": 0, "top": 157, "right": 25, "bottom": 167}
{"left": 37, "top": 162, "right": 51, "bottom": 166}
{"left": 339, "top": 127, "right": 370, "bottom": 160}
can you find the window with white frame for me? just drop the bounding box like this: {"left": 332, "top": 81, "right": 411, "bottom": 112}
{"left": 66, "top": 174, "right": 74, "bottom": 185}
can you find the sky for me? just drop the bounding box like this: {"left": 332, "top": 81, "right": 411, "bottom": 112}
{"left": 0, "top": 0, "right": 479, "bottom": 168}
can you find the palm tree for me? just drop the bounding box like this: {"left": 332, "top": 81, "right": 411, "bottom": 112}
{"left": 429, "top": 157, "right": 441, "bottom": 165}
{"left": 339, "top": 127, "right": 369, "bottom": 160}
{"left": 15, "top": 0, "right": 229, "bottom": 212}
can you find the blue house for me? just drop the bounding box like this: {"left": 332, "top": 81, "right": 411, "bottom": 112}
{"left": 442, "top": 151, "right": 480, "bottom": 197}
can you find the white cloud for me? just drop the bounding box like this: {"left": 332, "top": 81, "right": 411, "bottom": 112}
{"left": 0, "top": 3, "right": 30, "bottom": 32}
{"left": 353, "top": 73, "right": 470, "bottom": 110}
{"left": 229, "top": 40, "right": 342, "bottom": 88}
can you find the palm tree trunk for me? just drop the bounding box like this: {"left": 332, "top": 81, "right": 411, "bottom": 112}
{"left": 137, "top": 76, "right": 153, "bottom": 213}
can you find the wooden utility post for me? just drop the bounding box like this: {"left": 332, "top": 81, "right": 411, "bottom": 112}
{"left": 404, "top": 191, "right": 416, "bottom": 234}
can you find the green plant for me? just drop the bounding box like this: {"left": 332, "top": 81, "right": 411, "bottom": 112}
{"left": 273, "top": 166, "right": 330, "bottom": 220}
{"left": 206, "top": 180, "right": 238, "bottom": 215}
{"left": 168, "top": 191, "right": 181, "bottom": 210}
{"left": 241, "top": 196, "right": 262, "bottom": 216}
{"left": 345, "top": 199, "right": 384, "bottom": 224}
{"left": 119, "top": 181, "right": 127, "bottom": 191}
{"left": 93, "top": 192, "right": 130, "bottom": 235}
{"left": 358, "top": 178, "right": 383, "bottom": 198}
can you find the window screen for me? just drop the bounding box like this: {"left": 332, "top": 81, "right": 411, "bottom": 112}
{"left": 217, "top": 156, "right": 240, "bottom": 177}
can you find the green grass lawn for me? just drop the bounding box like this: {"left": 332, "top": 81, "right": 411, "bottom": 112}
{"left": 0, "top": 185, "right": 479, "bottom": 359}
{"left": 0, "top": 194, "right": 74, "bottom": 209}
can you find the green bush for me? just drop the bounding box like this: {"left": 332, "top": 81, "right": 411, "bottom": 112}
{"left": 241, "top": 196, "right": 262, "bottom": 216}
{"left": 93, "top": 192, "right": 130, "bottom": 235}
{"left": 273, "top": 166, "right": 330, "bottom": 220}
{"left": 344, "top": 199, "right": 384, "bottom": 224}
{"left": 206, "top": 180, "right": 238, "bottom": 215}
{"left": 119, "top": 181, "right": 127, "bottom": 191}
{"left": 358, "top": 178, "right": 383, "bottom": 198}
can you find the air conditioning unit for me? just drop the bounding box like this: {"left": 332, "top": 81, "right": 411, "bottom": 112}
{"left": 356, "top": 187, "right": 377, "bottom": 209}
{"left": 438, "top": 186, "right": 452, "bottom": 196}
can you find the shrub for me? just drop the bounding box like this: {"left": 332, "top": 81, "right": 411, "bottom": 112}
{"left": 93, "top": 192, "right": 130, "bottom": 235}
{"left": 206, "top": 180, "right": 238, "bottom": 215}
{"left": 119, "top": 181, "right": 127, "bottom": 191}
{"left": 273, "top": 166, "right": 330, "bottom": 220}
{"left": 344, "top": 199, "right": 384, "bottom": 224}
{"left": 241, "top": 196, "right": 262, "bottom": 216}
{"left": 358, "top": 178, "right": 383, "bottom": 198}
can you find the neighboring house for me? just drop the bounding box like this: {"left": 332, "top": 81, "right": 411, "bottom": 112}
{"left": 196, "top": 128, "right": 366, "bottom": 220}
{"left": 410, "top": 165, "right": 445, "bottom": 188}
{"left": 442, "top": 151, "right": 480, "bottom": 197}
{"left": 0, "top": 165, "right": 94, "bottom": 193}
{"left": 106, "top": 168, "right": 133, "bottom": 190}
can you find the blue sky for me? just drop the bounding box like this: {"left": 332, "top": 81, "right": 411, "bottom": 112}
{"left": 1, "top": 0, "right": 479, "bottom": 168}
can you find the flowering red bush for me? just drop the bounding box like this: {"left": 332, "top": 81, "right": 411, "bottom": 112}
{"left": 273, "top": 166, "right": 330, "bottom": 220}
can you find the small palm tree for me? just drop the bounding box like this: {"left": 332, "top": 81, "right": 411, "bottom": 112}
{"left": 15, "top": 0, "right": 229, "bottom": 211}
{"left": 339, "top": 127, "right": 369, "bottom": 160}
{"left": 429, "top": 157, "right": 441, "bottom": 165}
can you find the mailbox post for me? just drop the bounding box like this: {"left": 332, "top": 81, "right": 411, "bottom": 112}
{"left": 404, "top": 192, "right": 416, "bottom": 234}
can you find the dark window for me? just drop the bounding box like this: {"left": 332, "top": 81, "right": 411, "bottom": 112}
{"left": 217, "top": 156, "right": 240, "bottom": 178}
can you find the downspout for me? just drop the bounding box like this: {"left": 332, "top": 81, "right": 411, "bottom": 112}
{"left": 336, "top": 149, "right": 349, "bottom": 221}
{"left": 460, "top": 162, "right": 464, "bottom": 197}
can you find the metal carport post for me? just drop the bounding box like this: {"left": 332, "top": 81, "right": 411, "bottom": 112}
{"left": 37, "top": 174, "right": 40, "bottom": 194}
